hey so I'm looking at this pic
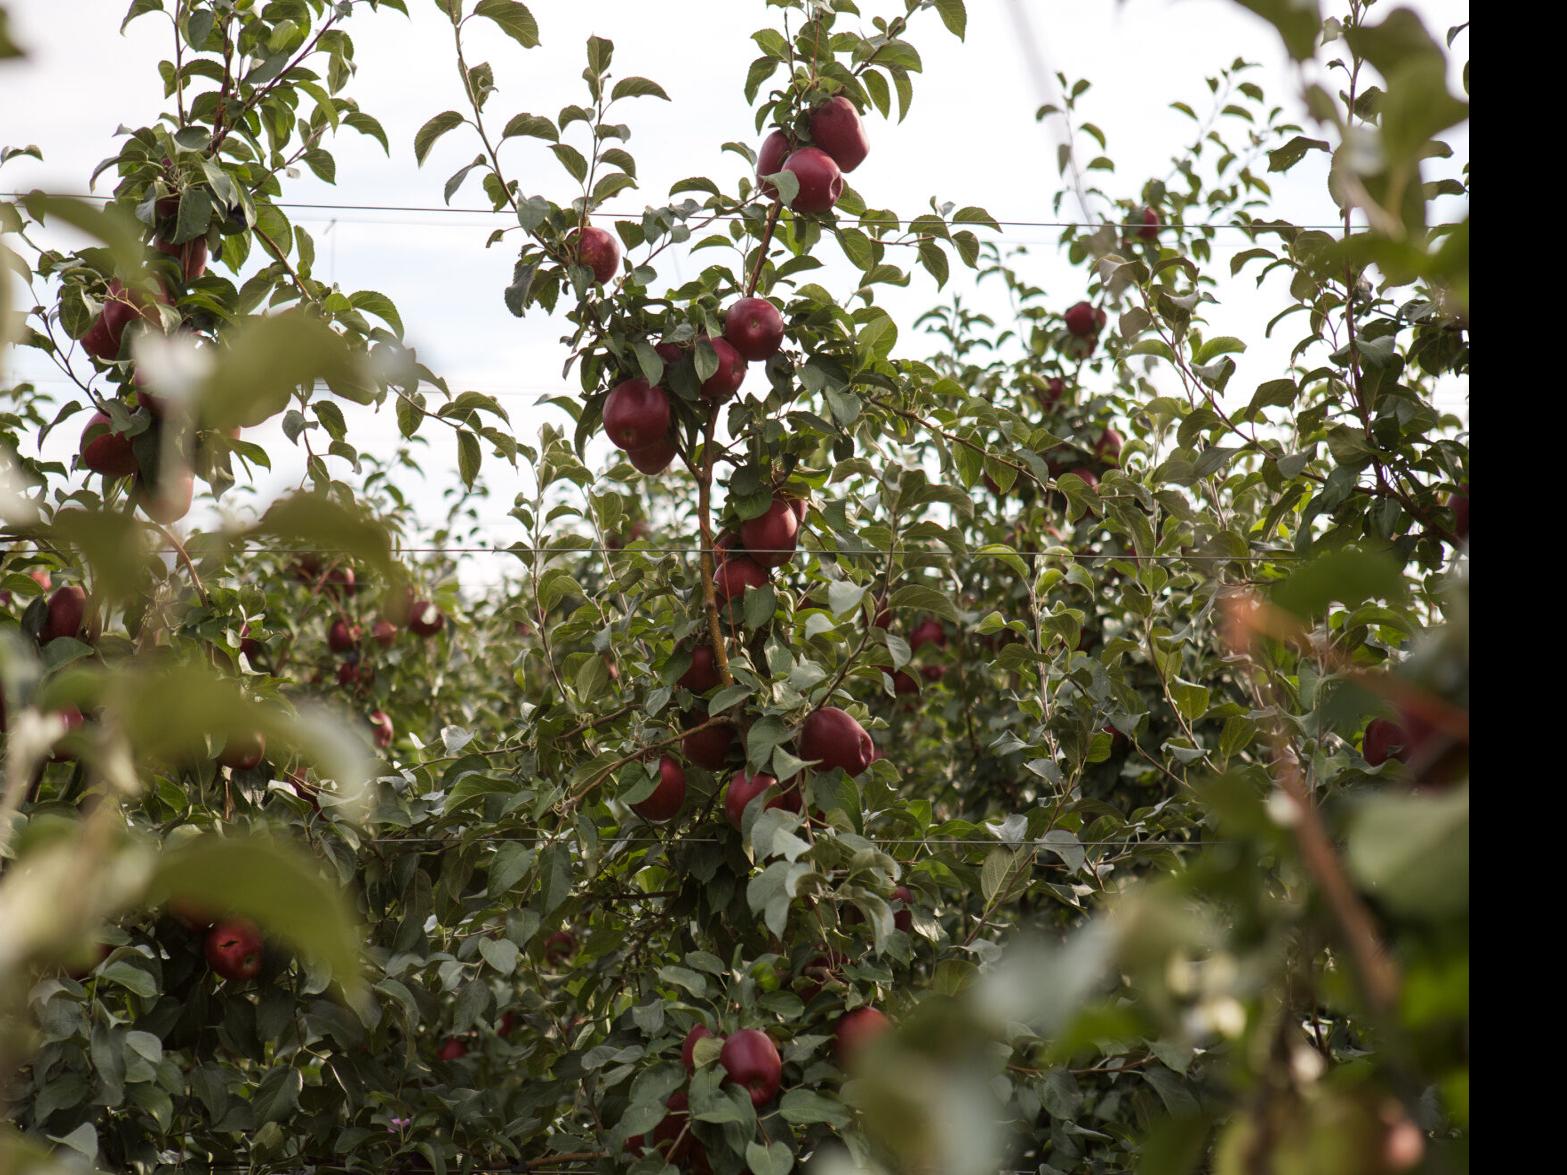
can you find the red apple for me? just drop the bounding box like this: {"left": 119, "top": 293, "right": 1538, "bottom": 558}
{"left": 720, "top": 1028, "right": 782, "bottom": 1106}
{"left": 648, "top": 1091, "right": 703, "bottom": 1165}
{"left": 80, "top": 280, "right": 160, "bottom": 362}
{"left": 42, "top": 585, "right": 88, "bottom": 643}
{"left": 682, "top": 1024, "right": 715, "bottom": 1072}
{"left": 756, "top": 129, "right": 792, "bottom": 199}
{"left": 714, "top": 555, "right": 770, "bottom": 601}
{"left": 155, "top": 234, "right": 209, "bottom": 282}
{"left": 782, "top": 147, "right": 844, "bottom": 214}
{"left": 739, "top": 499, "right": 799, "bottom": 568}
{"left": 368, "top": 709, "right": 394, "bottom": 749}
{"left": 1063, "top": 301, "right": 1105, "bottom": 339}
{"left": 1136, "top": 206, "right": 1160, "bottom": 241}
{"left": 220, "top": 731, "right": 265, "bottom": 771}
{"left": 1063, "top": 467, "right": 1099, "bottom": 490}
{"left": 698, "top": 336, "right": 747, "bottom": 402}
{"left": 603, "top": 378, "right": 672, "bottom": 451}
{"left": 204, "top": 918, "right": 263, "bottom": 981}
{"left": 1362, "top": 718, "right": 1409, "bottom": 767}
{"left": 628, "top": 436, "right": 676, "bottom": 475}
{"left": 498, "top": 1010, "right": 516, "bottom": 1038}
{"left": 835, "top": 1006, "right": 890, "bottom": 1065}
{"left": 48, "top": 706, "right": 86, "bottom": 761}
{"left": 372, "top": 618, "right": 398, "bottom": 647}
{"left": 1039, "top": 376, "right": 1067, "bottom": 410}
{"left": 919, "top": 664, "right": 945, "bottom": 682}
{"left": 79, "top": 411, "right": 139, "bottom": 477}
{"left": 572, "top": 225, "right": 620, "bottom": 284}
{"left": 632, "top": 756, "right": 687, "bottom": 823}
{"left": 784, "top": 494, "right": 808, "bottom": 524}
{"left": 1449, "top": 483, "right": 1468, "bottom": 540}
{"left": 683, "top": 720, "right": 736, "bottom": 770}
{"left": 409, "top": 601, "right": 445, "bottom": 637}
{"left": 891, "top": 885, "right": 914, "bottom": 933}
{"left": 907, "top": 618, "right": 946, "bottom": 651}
{"left": 723, "top": 297, "right": 786, "bottom": 362}
{"left": 800, "top": 707, "right": 874, "bottom": 775}
{"left": 323, "top": 566, "right": 357, "bottom": 599}
{"left": 809, "top": 95, "right": 870, "bottom": 173}
{"left": 1096, "top": 427, "right": 1123, "bottom": 462}
{"left": 892, "top": 670, "right": 919, "bottom": 696}
{"left": 543, "top": 929, "right": 577, "bottom": 967}
{"left": 328, "top": 618, "right": 361, "bottom": 654}
{"left": 436, "top": 1036, "right": 469, "bottom": 1062}
{"left": 677, "top": 645, "right": 722, "bottom": 693}
{"left": 135, "top": 467, "right": 195, "bottom": 523}
{"left": 724, "top": 770, "right": 791, "bottom": 829}
{"left": 239, "top": 626, "right": 264, "bottom": 661}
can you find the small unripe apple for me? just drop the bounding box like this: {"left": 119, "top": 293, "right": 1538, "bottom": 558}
{"left": 800, "top": 706, "right": 875, "bottom": 775}
{"left": 907, "top": 617, "right": 946, "bottom": 651}
{"left": 756, "top": 129, "right": 792, "bottom": 198}
{"left": 809, "top": 95, "right": 870, "bottom": 173}
{"left": 1136, "top": 206, "right": 1160, "bottom": 241}
{"left": 205, "top": 918, "right": 263, "bottom": 981}
{"left": 631, "top": 755, "right": 687, "bottom": 823}
{"left": 603, "top": 378, "right": 672, "bottom": 451}
{"left": 677, "top": 645, "right": 722, "bottom": 693}
{"left": 79, "top": 411, "right": 139, "bottom": 477}
{"left": 328, "top": 618, "right": 361, "bottom": 654}
{"left": 682, "top": 1023, "right": 716, "bottom": 1072}
{"left": 408, "top": 601, "right": 445, "bottom": 637}
{"left": 220, "top": 730, "right": 265, "bottom": 771}
{"left": 571, "top": 225, "right": 620, "bottom": 284}
{"left": 783, "top": 147, "right": 844, "bottom": 214}
{"left": 42, "top": 585, "right": 88, "bottom": 643}
{"left": 723, "top": 297, "right": 786, "bottom": 362}
{"left": 628, "top": 436, "right": 675, "bottom": 475}
{"left": 1063, "top": 301, "right": 1105, "bottom": 338}
{"left": 714, "top": 555, "right": 770, "bottom": 601}
{"left": 436, "top": 1036, "right": 469, "bottom": 1062}
{"left": 368, "top": 709, "right": 394, "bottom": 749}
{"left": 1362, "top": 718, "right": 1409, "bottom": 767}
{"left": 683, "top": 720, "right": 736, "bottom": 770}
{"left": 739, "top": 498, "right": 800, "bottom": 568}
{"left": 720, "top": 1028, "right": 782, "bottom": 1106}
{"left": 371, "top": 618, "right": 398, "bottom": 647}
{"left": 698, "top": 336, "right": 747, "bottom": 401}
{"left": 835, "top": 1006, "right": 890, "bottom": 1065}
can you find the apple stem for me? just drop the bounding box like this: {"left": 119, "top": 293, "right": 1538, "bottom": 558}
{"left": 744, "top": 200, "right": 782, "bottom": 298}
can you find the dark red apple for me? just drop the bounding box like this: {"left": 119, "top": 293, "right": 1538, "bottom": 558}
{"left": 1449, "top": 483, "right": 1468, "bottom": 540}
{"left": 892, "top": 670, "right": 919, "bottom": 696}
{"left": 1362, "top": 718, "right": 1409, "bottom": 767}
{"left": 368, "top": 709, "right": 394, "bottom": 749}
{"left": 809, "top": 95, "right": 869, "bottom": 173}
{"left": 80, "top": 280, "right": 160, "bottom": 362}
{"left": 1039, "top": 376, "right": 1067, "bottom": 410}
{"left": 724, "top": 770, "right": 781, "bottom": 829}
{"left": 323, "top": 566, "right": 357, "bottom": 599}
{"left": 714, "top": 555, "right": 770, "bottom": 601}
{"left": 698, "top": 336, "right": 747, "bottom": 402}
{"left": 1096, "top": 427, "right": 1123, "bottom": 462}
{"left": 135, "top": 467, "right": 195, "bottom": 523}
{"left": 756, "top": 129, "right": 792, "bottom": 198}
{"left": 683, "top": 720, "right": 736, "bottom": 770}
{"left": 79, "top": 411, "right": 139, "bottom": 477}
{"left": 720, "top": 1028, "right": 782, "bottom": 1106}
{"left": 739, "top": 498, "right": 799, "bottom": 568}
{"left": 835, "top": 1006, "right": 890, "bottom": 1065}
{"left": 907, "top": 617, "right": 946, "bottom": 651}
{"left": 1136, "top": 206, "right": 1160, "bottom": 241}
{"left": 677, "top": 646, "right": 722, "bottom": 693}
{"left": 603, "top": 378, "right": 672, "bottom": 451}
{"left": 682, "top": 1024, "right": 715, "bottom": 1072}
{"left": 572, "top": 225, "right": 620, "bottom": 284}
{"left": 204, "top": 918, "right": 263, "bottom": 981}
{"left": 372, "top": 618, "right": 398, "bottom": 647}
{"left": 784, "top": 494, "right": 809, "bottom": 524}
{"left": 1063, "top": 301, "right": 1105, "bottom": 339}
{"left": 155, "top": 234, "right": 209, "bottom": 282}
{"left": 543, "top": 929, "right": 577, "bottom": 967}
{"left": 409, "top": 601, "right": 445, "bottom": 637}
{"left": 648, "top": 1091, "right": 703, "bottom": 1165}
{"left": 628, "top": 436, "right": 675, "bottom": 475}
{"left": 436, "top": 1036, "right": 469, "bottom": 1062}
{"left": 919, "top": 664, "right": 945, "bottom": 682}
{"left": 328, "top": 618, "right": 361, "bottom": 654}
{"left": 42, "top": 585, "right": 88, "bottom": 643}
{"left": 632, "top": 756, "right": 687, "bottom": 823}
{"left": 800, "top": 707, "right": 874, "bottom": 775}
{"left": 239, "top": 626, "right": 264, "bottom": 661}
{"left": 891, "top": 884, "right": 914, "bottom": 933}
{"left": 1062, "top": 467, "right": 1100, "bottom": 489}
{"left": 783, "top": 147, "right": 844, "bottom": 214}
{"left": 498, "top": 1010, "right": 516, "bottom": 1038}
{"left": 723, "top": 297, "right": 786, "bottom": 362}
{"left": 220, "top": 731, "right": 265, "bottom": 771}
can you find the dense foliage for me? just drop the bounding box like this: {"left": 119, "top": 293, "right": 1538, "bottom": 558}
{"left": 2, "top": 1, "right": 1468, "bottom": 1173}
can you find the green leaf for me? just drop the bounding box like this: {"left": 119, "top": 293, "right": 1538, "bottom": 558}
{"left": 778, "top": 1089, "right": 851, "bottom": 1127}
{"left": 1232, "top": 0, "right": 1323, "bottom": 60}
{"left": 610, "top": 76, "right": 669, "bottom": 101}
{"left": 934, "top": 0, "right": 968, "bottom": 40}
{"left": 194, "top": 312, "right": 367, "bottom": 430}
{"left": 887, "top": 584, "right": 958, "bottom": 622}
{"left": 473, "top": 0, "right": 540, "bottom": 48}
{"left": 1346, "top": 787, "right": 1468, "bottom": 919}
{"left": 1271, "top": 547, "right": 1406, "bottom": 619}
{"left": 747, "top": 1140, "right": 795, "bottom": 1175}
{"left": 413, "top": 111, "right": 465, "bottom": 166}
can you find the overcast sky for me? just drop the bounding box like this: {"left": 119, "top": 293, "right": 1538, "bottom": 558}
{"left": 1, "top": 0, "right": 1469, "bottom": 551}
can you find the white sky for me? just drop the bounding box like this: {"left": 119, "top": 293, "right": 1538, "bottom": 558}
{"left": 1, "top": 0, "right": 1470, "bottom": 553}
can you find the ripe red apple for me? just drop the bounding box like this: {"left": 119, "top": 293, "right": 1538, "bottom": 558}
{"left": 682, "top": 1023, "right": 716, "bottom": 1072}
{"left": 42, "top": 585, "right": 88, "bottom": 643}
{"left": 29, "top": 568, "right": 51, "bottom": 590}
{"left": 739, "top": 498, "right": 800, "bottom": 568}
{"left": 135, "top": 467, "right": 195, "bottom": 523}
{"left": 720, "top": 1028, "right": 782, "bottom": 1106}
{"left": 698, "top": 336, "right": 747, "bottom": 402}
{"left": 323, "top": 566, "right": 357, "bottom": 599}
{"left": 677, "top": 645, "right": 722, "bottom": 693}
{"left": 682, "top": 719, "right": 736, "bottom": 770}
{"left": 47, "top": 705, "right": 86, "bottom": 761}
{"left": 756, "top": 129, "right": 792, "bottom": 198}
{"left": 436, "top": 1036, "right": 469, "bottom": 1062}
{"left": 204, "top": 918, "right": 263, "bottom": 981}
{"left": 919, "top": 664, "right": 945, "bottom": 683}
{"left": 328, "top": 618, "right": 361, "bottom": 654}
{"left": 372, "top": 618, "right": 398, "bottom": 647}
{"left": 835, "top": 1006, "right": 890, "bottom": 1065}
{"left": 892, "top": 670, "right": 919, "bottom": 696}
{"left": 1096, "top": 427, "right": 1123, "bottom": 462}
{"left": 1449, "top": 483, "right": 1469, "bottom": 540}
{"left": 498, "top": 1010, "right": 516, "bottom": 1038}
{"left": 784, "top": 494, "right": 809, "bottom": 525}
{"left": 809, "top": 95, "right": 870, "bottom": 173}
{"left": 907, "top": 617, "right": 946, "bottom": 651}
{"left": 628, "top": 436, "right": 675, "bottom": 475}
{"left": 714, "top": 555, "right": 770, "bottom": 601}
{"left": 783, "top": 147, "right": 844, "bottom": 214}
{"left": 1039, "top": 377, "right": 1067, "bottom": 411}
{"left": 408, "top": 601, "right": 445, "bottom": 637}
{"left": 1136, "top": 206, "right": 1160, "bottom": 241}
{"left": 800, "top": 707, "right": 875, "bottom": 775}
{"left": 368, "top": 709, "right": 394, "bottom": 749}
{"left": 543, "top": 929, "right": 577, "bottom": 967}
{"left": 337, "top": 659, "right": 373, "bottom": 688}
{"left": 603, "top": 378, "right": 672, "bottom": 451}
{"left": 572, "top": 225, "right": 620, "bottom": 284}
{"left": 1362, "top": 718, "right": 1409, "bottom": 767}
{"left": 79, "top": 411, "right": 139, "bottom": 477}
{"left": 80, "top": 280, "right": 161, "bottom": 362}
{"left": 155, "top": 234, "right": 209, "bottom": 281}
{"left": 724, "top": 770, "right": 785, "bottom": 829}
{"left": 1063, "top": 301, "right": 1106, "bottom": 339}
{"left": 648, "top": 1091, "right": 703, "bottom": 1165}
{"left": 723, "top": 297, "right": 786, "bottom": 362}
{"left": 1062, "top": 467, "right": 1100, "bottom": 490}
{"left": 891, "top": 884, "right": 914, "bottom": 933}
{"left": 220, "top": 731, "right": 265, "bottom": 771}
{"left": 632, "top": 756, "right": 687, "bottom": 823}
